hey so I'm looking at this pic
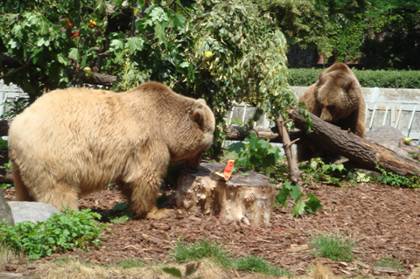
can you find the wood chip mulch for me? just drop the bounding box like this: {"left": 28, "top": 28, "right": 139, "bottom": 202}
{"left": 4, "top": 182, "right": 420, "bottom": 278}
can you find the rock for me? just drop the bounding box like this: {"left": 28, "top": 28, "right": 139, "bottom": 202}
{"left": 0, "top": 190, "right": 14, "bottom": 225}
{"left": 366, "top": 126, "right": 411, "bottom": 158}
{"left": 7, "top": 201, "right": 58, "bottom": 224}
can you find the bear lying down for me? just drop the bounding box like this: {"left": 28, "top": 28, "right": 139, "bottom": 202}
{"left": 8, "top": 82, "right": 215, "bottom": 217}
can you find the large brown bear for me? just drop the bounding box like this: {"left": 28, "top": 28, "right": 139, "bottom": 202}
{"left": 298, "top": 63, "right": 366, "bottom": 160}
{"left": 8, "top": 82, "right": 215, "bottom": 217}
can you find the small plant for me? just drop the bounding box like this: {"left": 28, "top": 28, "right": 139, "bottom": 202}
{"left": 0, "top": 138, "right": 8, "bottom": 150}
{"left": 375, "top": 168, "right": 420, "bottom": 188}
{"left": 233, "top": 255, "right": 289, "bottom": 277}
{"left": 311, "top": 234, "right": 354, "bottom": 262}
{"left": 223, "top": 132, "right": 282, "bottom": 177}
{"left": 173, "top": 240, "right": 288, "bottom": 276}
{"left": 115, "top": 258, "right": 145, "bottom": 269}
{"left": 276, "top": 181, "right": 321, "bottom": 217}
{"left": 375, "top": 257, "right": 405, "bottom": 272}
{"left": 0, "top": 209, "right": 104, "bottom": 260}
{"left": 173, "top": 240, "right": 230, "bottom": 267}
{"left": 301, "top": 158, "right": 348, "bottom": 186}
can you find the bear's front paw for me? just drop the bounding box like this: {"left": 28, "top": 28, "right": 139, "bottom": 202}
{"left": 146, "top": 207, "right": 175, "bottom": 220}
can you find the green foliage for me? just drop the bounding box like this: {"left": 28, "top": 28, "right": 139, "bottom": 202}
{"left": 233, "top": 255, "right": 289, "bottom": 277}
{"left": 173, "top": 240, "right": 230, "bottom": 267}
{"left": 173, "top": 240, "right": 289, "bottom": 276}
{"left": 375, "top": 257, "right": 405, "bottom": 272}
{"left": 311, "top": 234, "right": 354, "bottom": 262}
{"left": 301, "top": 158, "right": 348, "bottom": 186}
{"left": 0, "top": 138, "right": 8, "bottom": 150}
{"left": 224, "top": 133, "right": 281, "bottom": 176}
{"left": 0, "top": 1, "right": 292, "bottom": 157}
{"left": 276, "top": 181, "right": 321, "bottom": 217}
{"left": 289, "top": 68, "right": 420, "bottom": 88}
{"left": 0, "top": 209, "right": 104, "bottom": 260}
{"left": 115, "top": 258, "right": 145, "bottom": 269}
{"left": 265, "top": 0, "right": 420, "bottom": 66}
{"left": 375, "top": 168, "right": 420, "bottom": 188}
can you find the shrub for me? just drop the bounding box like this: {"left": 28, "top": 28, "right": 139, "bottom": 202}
{"left": 0, "top": 209, "right": 104, "bottom": 260}
{"left": 288, "top": 68, "right": 420, "bottom": 88}
{"left": 173, "top": 240, "right": 289, "bottom": 276}
{"left": 311, "top": 234, "right": 354, "bottom": 262}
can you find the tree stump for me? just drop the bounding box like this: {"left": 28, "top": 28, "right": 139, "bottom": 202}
{"left": 175, "top": 162, "right": 276, "bottom": 226}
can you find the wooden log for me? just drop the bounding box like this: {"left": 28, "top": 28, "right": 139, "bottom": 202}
{"left": 175, "top": 162, "right": 276, "bottom": 226}
{"left": 288, "top": 109, "right": 420, "bottom": 176}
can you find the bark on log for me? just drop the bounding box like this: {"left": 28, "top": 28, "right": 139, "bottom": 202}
{"left": 83, "top": 72, "right": 117, "bottom": 86}
{"left": 288, "top": 109, "right": 420, "bottom": 176}
{"left": 175, "top": 162, "right": 276, "bottom": 226}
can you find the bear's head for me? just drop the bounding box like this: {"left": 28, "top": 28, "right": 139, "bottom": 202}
{"left": 170, "top": 97, "right": 215, "bottom": 168}
{"left": 314, "top": 66, "right": 361, "bottom": 124}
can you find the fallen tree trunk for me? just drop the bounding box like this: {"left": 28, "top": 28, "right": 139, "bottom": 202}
{"left": 288, "top": 109, "right": 420, "bottom": 176}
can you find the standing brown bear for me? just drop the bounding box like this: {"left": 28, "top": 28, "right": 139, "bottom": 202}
{"left": 298, "top": 63, "right": 366, "bottom": 160}
{"left": 8, "top": 82, "right": 215, "bottom": 217}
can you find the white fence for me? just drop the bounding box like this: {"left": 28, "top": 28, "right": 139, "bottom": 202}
{"left": 0, "top": 82, "right": 419, "bottom": 140}
{"left": 227, "top": 86, "right": 420, "bottom": 141}
{"left": 0, "top": 80, "right": 29, "bottom": 117}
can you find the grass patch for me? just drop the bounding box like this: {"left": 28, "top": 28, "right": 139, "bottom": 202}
{"left": 311, "top": 234, "right": 354, "bottom": 262}
{"left": 173, "top": 240, "right": 231, "bottom": 267}
{"left": 115, "top": 258, "right": 145, "bottom": 269}
{"left": 375, "top": 257, "right": 405, "bottom": 271}
{"left": 173, "top": 240, "right": 289, "bottom": 277}
{"left": 233, "top": 255, "right": 288, "bottom": 276}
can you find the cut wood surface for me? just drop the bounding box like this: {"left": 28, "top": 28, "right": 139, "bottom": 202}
{"left": 175, "top": 162, "right": 276, "bottom": 226}
{"left": 288, "top": 109, "right": 420, "bottom": 176}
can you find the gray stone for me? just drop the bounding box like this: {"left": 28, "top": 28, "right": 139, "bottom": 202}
{"left": 366, "top": 126, "right": 411, "bottom": 158}
{"left": 0, "top": 190, "right": 13, "bottom": 225}
{"left": 7, "top": 201, "right": 58, "bottom": 224}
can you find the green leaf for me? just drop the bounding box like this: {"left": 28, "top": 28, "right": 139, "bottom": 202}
{"left": 68, "top": 48, "right": 79, "bottom": 61}
{"left": 179, "top": 61, "right": 189, "bottom": 68}
{"left": 292, "top": 198, "right": 306, "bottom": 217}
{"left": 289, "top": 184, "right": 302, "bottom": 201}
{"left": 110, "top": 39, "right": 124, "bottom": 50}
{"left": 57, "top": 54, "right": 68, "bottom": 66}
{"left": 126, "top": 37, "right": 144, "bottom": 54}
{"left": 162, "top": 267, "right": 183, "bottom": 278}
{"left": 304, "top": 194, "right": 322, "bottom": 214}
{"left": 275, "top": 186, "right": 290, "bottom": 206}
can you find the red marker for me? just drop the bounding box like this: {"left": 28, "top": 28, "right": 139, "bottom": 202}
{"left": 223, "top": 160, "right": 235, "bottom": 180}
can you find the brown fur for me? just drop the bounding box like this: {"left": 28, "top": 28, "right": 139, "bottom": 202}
{"left": 298, "top": 63, "right": 366, "bottom": 160}
{"left": 8, "top": 82, "right": 215, "bottom": 217}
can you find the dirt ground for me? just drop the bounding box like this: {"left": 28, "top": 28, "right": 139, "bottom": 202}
{"left": 3, "top": 181, "right": 420, "bottom": 278}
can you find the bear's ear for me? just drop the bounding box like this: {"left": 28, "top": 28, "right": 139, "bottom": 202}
{"left": 196, "top": 98, "right": 207, "bottom": 105}
{"left": 191, "top": 107, "right": 205, "bottom": 130}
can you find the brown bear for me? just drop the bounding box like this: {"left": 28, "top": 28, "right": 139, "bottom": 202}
{"left": 8, "top": 81, "right": 215, "bottom": 217}
{"left": 297, "top": 62, "right": 366, "bottom": 160}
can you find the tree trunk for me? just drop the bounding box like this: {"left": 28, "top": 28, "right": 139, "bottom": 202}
{"left": 276, "top": 116, "right": 300, "bottom": 183}
{"left": 175, "top": 162, "right": 277, "bottom": 226}
{"left": 288, "top": 109, "right": 420, "bottom": 176}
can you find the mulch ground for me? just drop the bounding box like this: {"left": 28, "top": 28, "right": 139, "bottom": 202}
{"left": 4, "top": 182, "right": 420, "bottom": 278}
